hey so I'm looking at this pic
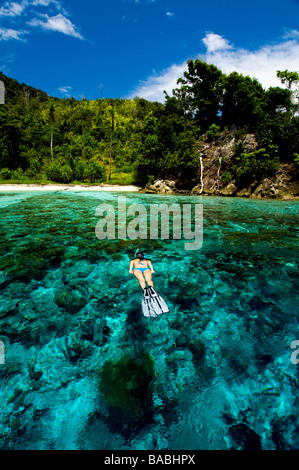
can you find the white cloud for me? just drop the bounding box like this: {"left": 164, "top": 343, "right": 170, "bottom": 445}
{"left": 166, "top": 11, "right": 174, "bottom": 17}
{"left": 0, "top": 53, "right": 16, "bottom": 62}
{"left": 0, "top": 53, "right": 15, "bottom": 73}
{"left": 58, "top": 85, "right": 72, "bottom": 96}
{"left": 283, "top": 29, "right": 299, "bottom": 40}
{"left": 128, "top": 63, "right": 186, "bottom": 101}
{"left": 205, "top": 35, "right": 299, "bottom": 89}
{"left": 0, "top": 1, "right": 82, "bottom": 40}
{"left": 0, "top": 27, "right": 27, "bottom": 41}
{"left": 202, "top": 33, "right": 232, "bottom": 53}
{"left": 28, "top": 13, "right": 83, "bottom": 39}
{"left": 29, "top": 0, "right": 66, "bottom": 14}
{"left": 30, "top": 0, "right": 60, "bottom": 6}
{"left": 0, "top": 0, "right": 64, "bottom": 18}
{"left": 128, "top": 31, "right": 299, "bottom": 102}
{"left": 0, "top": 64, "right": 11, "bottom": 73}
{"left": 0, "top": 1, "right": 27, "bottom": 17}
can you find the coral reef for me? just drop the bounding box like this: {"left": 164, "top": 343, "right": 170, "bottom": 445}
{"left": 0, "top": 190, "right": 298, "bottom": 450}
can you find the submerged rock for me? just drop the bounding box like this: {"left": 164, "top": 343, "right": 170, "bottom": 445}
{"left": 98, "top": 352, "right": 155, "bottom": 431}
{"left": 54, "top": 288, "right": 87, "bottom": 313}
{"left": 0, "top": 190, "right": 298, "bottom": 450}
{"left": 228, "top": 423, "right": 262, "bottom": 450}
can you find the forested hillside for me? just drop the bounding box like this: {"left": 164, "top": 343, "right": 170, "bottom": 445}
{"left": 0, "top": 62, "right": 298, "bottom": 192}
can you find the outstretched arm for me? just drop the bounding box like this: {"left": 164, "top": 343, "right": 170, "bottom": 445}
{"left": 129, "top": 260, "right": 134, "bottom": 273}
{"left": 148, "top": 261, "right": 155, "bottom": 273}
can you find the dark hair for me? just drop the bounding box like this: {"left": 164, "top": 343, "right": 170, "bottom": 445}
{"left": 135, "top": 252, "right": 144, "bottom": 259}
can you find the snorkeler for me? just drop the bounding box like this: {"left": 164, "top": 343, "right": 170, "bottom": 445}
{"left": 129, "top": 250, "right": 169, "bottom": 317}
{"left": 129, "top": 251, "right": 156, "bottom": 294}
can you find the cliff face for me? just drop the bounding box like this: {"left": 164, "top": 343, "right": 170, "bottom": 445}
{"left": 145, "top": 132, "right": 299, "bottom": 199}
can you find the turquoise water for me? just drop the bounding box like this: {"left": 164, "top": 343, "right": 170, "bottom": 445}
{"left": 0, "top": 190, "right": 298, "bottom": 450}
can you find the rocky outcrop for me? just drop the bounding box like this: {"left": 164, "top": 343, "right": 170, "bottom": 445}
{"left": 145, "top": 179, "right": 189, "bottom": 195}
{"left": 246, "top": 164, "right": 299, "bottom": 199}
{"left": 144, "top": 132, "right": 299, "bottom": 199}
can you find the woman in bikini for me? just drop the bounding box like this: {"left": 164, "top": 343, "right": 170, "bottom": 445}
{"left": 130, "top": 251, "right": 169, "bottom": 315}
{"left": 129, "top": 251, "right": 156, "bottom": 296}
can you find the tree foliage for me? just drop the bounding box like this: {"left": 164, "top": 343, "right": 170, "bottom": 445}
{"left": 171, "top": 60, "right": 299, "bottom": 177}
{"left": 0, "top": 64, "right": 298, "bottom": 187}
{"left": 175, "top": 59, "right": 224, "bottom": 130}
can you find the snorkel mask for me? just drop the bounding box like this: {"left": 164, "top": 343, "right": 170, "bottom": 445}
{"left": 135, "top": 249, "right": 145, "bottom": 260}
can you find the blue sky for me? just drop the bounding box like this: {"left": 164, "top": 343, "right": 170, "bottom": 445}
{"left": 0, "top": 0, "right": 299, "bottom": 102}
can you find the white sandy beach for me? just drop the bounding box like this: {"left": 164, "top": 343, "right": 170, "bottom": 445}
{"left": 0, "top": 183, "right": 141, "bottom": 192}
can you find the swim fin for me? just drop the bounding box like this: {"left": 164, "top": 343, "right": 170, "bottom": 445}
{"left": 142, "top": 287, "right": 169, "bottom": 318}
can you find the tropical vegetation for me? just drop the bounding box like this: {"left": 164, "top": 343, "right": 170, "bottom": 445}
{"left": 0, "top": 63, "right": 298, "bottom": 187}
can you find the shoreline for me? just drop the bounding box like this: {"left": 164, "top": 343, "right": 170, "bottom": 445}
{"left": 0, "top": 183, "right": 297, "bottom": 200}
{"left": 0, "top": 183, "right": 141, "bottom": 192}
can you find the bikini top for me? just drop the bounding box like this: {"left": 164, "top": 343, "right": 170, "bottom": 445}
{"left": 136, "top": 260, "right": 146, "bottom": 266}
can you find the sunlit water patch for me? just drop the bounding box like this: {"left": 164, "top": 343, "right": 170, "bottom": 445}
{"left": 0, "top": 190, "right": 298, "bottom": 450}
{"left": 0, "top": 191, "right": 49, "bottom": 207}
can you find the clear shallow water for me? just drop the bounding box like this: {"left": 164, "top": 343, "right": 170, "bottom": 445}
{"left": 0, "top": 190, "right": 298, "bottom": 450}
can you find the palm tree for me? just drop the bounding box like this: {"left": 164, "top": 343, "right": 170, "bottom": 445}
{"left": 108, "top": 107, "right": 115, "bottom": 180}
{"left": 49, "top": 102, "right": 55, "bottom": 162}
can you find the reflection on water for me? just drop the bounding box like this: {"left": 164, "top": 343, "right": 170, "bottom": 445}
{"left": 0, "top": 190, "right": 298, "bottom": 450}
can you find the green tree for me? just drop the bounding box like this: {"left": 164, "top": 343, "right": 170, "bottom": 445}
{"left": 232, "top": 147, "right": 280, "bottom": 184}
{"left": 49, "top": 102, "right": 55, "bottom": 162}
{"left": 206, "top": 123, "right": 221, "bottom": 142}
{"left": 277, "top": 70, "right": 299, "bottom": 117}
{"left": 277, "top": 70, "right": 299, "bottom": 90}
{"left": 108, "top": 106, "right": 115, "bottom": 180}
{"left": 0, "top": 118, "right": 24, "bottom": 170}
{"left": 221, "top": 72, "right": 265, "bottom": 130}
{"left": 263, "top": 87, "right": 291, "bottom": 116}
{"left": 133, "top": 113, "right": 160, "bottom": 184}
{"left": 175, "top": 59, "right": 224, "bottom": 130}
{"left": 84, "top": 161, "right": 106, "bottom": 183}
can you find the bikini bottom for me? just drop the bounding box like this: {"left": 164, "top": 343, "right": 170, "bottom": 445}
{"left": 134, "top": 268, "right": 150, "bottom": 274}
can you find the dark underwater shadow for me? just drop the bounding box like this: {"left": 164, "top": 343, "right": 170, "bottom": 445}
{"left": 124, "top": 294, "right": 149, "bottom": 344}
